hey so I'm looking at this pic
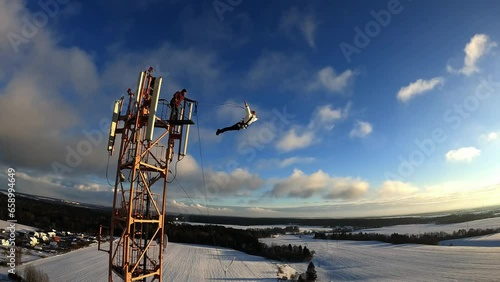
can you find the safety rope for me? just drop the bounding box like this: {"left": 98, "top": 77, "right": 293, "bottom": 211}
{"left": 196, "top": 101, "right": 245, "bottom": 110}
{"left": 195, "top": 109, "right": 238, "bottom": 275}
{"left": 105, "top": 154, "right": 114, "bottom": 187}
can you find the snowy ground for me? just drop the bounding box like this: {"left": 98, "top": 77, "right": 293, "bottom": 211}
{"left": 359, "top": 216, "right": 500, "bottom": 235}
{"left": 3, "top": 218, "right": 500, "bottom": 281}
{"left": 0, "top": 220, "right": 37, "bottom": 232}
{"left": 262, "top": 235, "right": 500, "bottom": 281}
{"left": 13, "top": 242, "right": 279, "bottom": 282}
{"left": 8, "top": 234, "right": 500, "bottom": 281}
{"left": 439, "top": 233, "right": 500, "bottom": 247}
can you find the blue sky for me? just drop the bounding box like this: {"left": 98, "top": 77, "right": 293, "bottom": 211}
{"left": 1, "top": 0, "right": 500, "bottom": 218}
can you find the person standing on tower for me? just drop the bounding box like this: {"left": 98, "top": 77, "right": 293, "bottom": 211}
{"left": 170, "top": 89, "right": 187, "bottom": 120}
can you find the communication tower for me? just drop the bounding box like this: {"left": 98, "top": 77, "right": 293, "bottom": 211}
{"left": 99, "top": 67, "right": 195, "bottom": 281}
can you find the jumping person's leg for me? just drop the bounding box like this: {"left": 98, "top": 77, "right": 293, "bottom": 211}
{"left": 216, "top": 122, "right": 241, "bottom": 135}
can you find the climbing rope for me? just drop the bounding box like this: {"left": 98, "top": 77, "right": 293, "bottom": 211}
{"left": 105, "top": 154, "right": 114, "bottom": 187}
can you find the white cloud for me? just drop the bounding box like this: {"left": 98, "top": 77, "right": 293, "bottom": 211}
{"left": 16, "top": 172, "right": 63, "bottom": 188}
{"left": 246, "top": 207, "right": 278, "bottom": 214}
{"left": 257, "top": 157, "right": 315, "bottom": 169}
{"left": 272, "top": 169, "right": 369, "bottom": 200}
{"left": 276, "top": 102, "right": 350, "bottom": 152}
{"left": 397, "top": 77, "right": 444, "bottom": 102}
{"left": 276, "top": 129, "right": 315, "bottom": 152}
{"left": 278, "top": 157, "right": 315, "bottom": 168}
{"left": 308, "top": 66, "right": 355, "bottom": 94}
{"left": 74, "top": 183, "right": 110, "bottom": 192}
{"left": 445, "top": 147, "right": 481, "bottom": 162}
{"left": 448, "top": 34, "right": 497, "bottom": 76}
{"left": 0, "top": 1, "right": 110, "bottom": 175}
{"left": 301, "top": 17, "right": 317, "bottom": 49}
{"left": 177, "top": 155, "right": 202, "bottom": 177}
{"left": 479, "top": 131, "right": 499, "bottom": 142}
{"left": 216, "top": 174, "right": 260, "bottom": 196}
{"left": 169, "top": 200, "right": 232, "bottom": 216}
{"left": 309, "top": 103, "right": 350, "bottom": 130}
{"left": 349, "top": 121, "right": 373, "bottom": 138}
{"left": 323, "top": 177, "right": 370, "bottom": 200}
{"left": 318, "top": 105, "right": 343, "bottom": 121}
{"left": 280, "top": 7, "right": 317, "bottom": 48}
{"left": 378, "top": 181, "right": 419, "bottom": 198}
{"left": 247, "top": 55, "right": 354, "bottom": 95}
{"left": 176, "top": 155, "right": 264, "bottom": 197}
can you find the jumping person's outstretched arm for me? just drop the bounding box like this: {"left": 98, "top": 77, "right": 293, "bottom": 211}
{"left": 244, "top": 101, "right": 251, "bottom": 117}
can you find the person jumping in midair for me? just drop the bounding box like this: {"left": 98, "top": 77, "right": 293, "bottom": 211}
{"left": 216, "top": 102, "right": 258, "bottom": 135}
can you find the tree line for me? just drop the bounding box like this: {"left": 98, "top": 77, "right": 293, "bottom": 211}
{"left": 314, "top": 227, "right": 500, "bottom": 245}
{"left": 0, "top": 193, "right": 109, "bottom": 234}
{"left": 186, "top": 211, "right": 500, "bottom": 228}
{"left": 166, "top": 223, "right": 313, "bottom": 262}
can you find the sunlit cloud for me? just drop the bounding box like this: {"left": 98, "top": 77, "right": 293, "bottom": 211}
{"left": 479, "top": 131, "right": 500, "bottom": 142}
{"left": 309, "top": 103, "right": 350, "bottom": 131}
{"left": 278, "top": 157, "right": 315, "bottom": 168}
{"left": 445, "top": 147, "right": 481, "bottom": 162}
{"left": 272, "top": 169, "right": 369, "bottom": 200}
{"left": 378, "top": 181, "right": 419, "bottom": 198}
{"left": 448, "top": 33, "right": 497, "bottom": 76}
{"left": 308, "top": 66, "right": 355, "bottom": 94}
{"left": 349, "top": 121, "right": 373, "bottom": 138}
{"left": 397, "top": 77, "right": 444, "bottom": 102}
{"left": 276, "top": 129, "right": 315, "bottom": 152}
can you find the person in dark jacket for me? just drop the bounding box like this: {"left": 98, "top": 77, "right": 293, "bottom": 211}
{"left": 170, "top": 89, "right": 187, "bottom": 120}
{"left": 216, "top": 101, "right": 258, "bottom": 135}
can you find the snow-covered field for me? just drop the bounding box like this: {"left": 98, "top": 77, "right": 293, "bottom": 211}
{"left": 360, "top": 216, "right": 500, "bottom": 235}
{"left": 439, "top": 233, "right": 500, "bottom": 247}
{"left": 14, "top": 242, "right": 279, "bottom": 282}
{"left": 9, "top": 234, "right": 500, "bottom": 281}
{"left": 3, "top": 217, "right": 500, "bottom": 281}
{"left": 262, "top": 235, "right": 500, "bottom": 281}
{"left": 0, "top": 219, "right": 37, "bottom": 232}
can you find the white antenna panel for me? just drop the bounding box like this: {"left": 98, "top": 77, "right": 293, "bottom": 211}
{"left": 145, "top": 77, "right": 163, "bottom": 141}
{"left": 107, "top": 99, "right": 121, "bottom": 152}
{"left": 135, "top": 71, "right": 145, "bottom": 106}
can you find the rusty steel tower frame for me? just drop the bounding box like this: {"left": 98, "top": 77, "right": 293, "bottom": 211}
{"left": 100, "top": 68, "right": 195, "bottom": 282}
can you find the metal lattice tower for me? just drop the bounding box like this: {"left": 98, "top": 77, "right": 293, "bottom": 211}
{"left": 99, "top": 68, "right": 195, "bottom": 282}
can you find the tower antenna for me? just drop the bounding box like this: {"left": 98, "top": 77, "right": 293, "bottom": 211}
{"left": 99, "top": 68, "right": 195, "bottom": 282}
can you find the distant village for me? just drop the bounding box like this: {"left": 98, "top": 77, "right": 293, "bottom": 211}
{"left": 1, "top": 226, "right": 97, "bottom": 255}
